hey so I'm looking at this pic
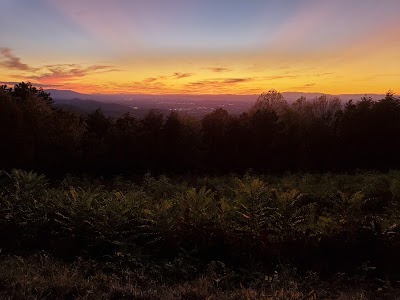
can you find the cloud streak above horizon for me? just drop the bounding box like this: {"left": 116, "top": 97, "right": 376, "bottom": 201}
{"left": 31, "top": 64, "right": 118, "bottom": 84}
{"left": 0, "top": 48, "right": 119, "bottom": 87}
{"left": 0, "top": 48, "right": 36, "bottom": 72}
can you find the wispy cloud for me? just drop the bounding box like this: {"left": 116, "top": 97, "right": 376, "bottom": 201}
{"left": 203, "top": 67, "right": 231, "bottom": 73}
{"left": 141, "top": 77, "right": 159, "bottom": 83}
{"left": 183, "top": 77, "right": 255, "bottom": 93}
{"left": 290, "top": 83, "right": 316, "bottom": 90}
{"left": 0, "top": 48, "right": 36, "bottom": 71}
{"left": 0, "top": 80, "right": 63, "bottom": 88}
{"left": 128, "top": 77, "right": 170, "bottom": 93}
{"left": 187, "top": 77, "right": 253, "bottom": 87}
{"left": 140, "top": 72, "right": 194, "bottom": 83}
{"left": 0, "top": 48, "right": 120, "bottom": 86}
{"left": 101, "top": 72, "right": 195, "bottom": 93}
{"left": 314, "top": 72, "right": 334, "bottom": 77}
{"left": 32, "top": 64, "right": 117, "bottom": 83}
{"left": 172, "top": 72, "right": 193, "bottom": 79}
{"left": 222, "top": 78, "right": 252, "bottom": 84}
{"left": 263, "top": 75, "right": 297, "bottom": 80}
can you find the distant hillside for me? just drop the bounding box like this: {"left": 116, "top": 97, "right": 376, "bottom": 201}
{"left": 49, "top": 89, "right": 387, "bottom": 118}
{"left": 54, "top": 98, "right": 168, "bottom": 118}
{"left": 47, "top": 89, "right": 385, "bottom": 103}
{"left": 47, "top": 89, "right": 88, "bottom": 100}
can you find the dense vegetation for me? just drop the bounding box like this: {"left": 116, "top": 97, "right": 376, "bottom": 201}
{"left": 1, "top": 82, "right": 400, "bottom": 175}
{"left": 1, "top": 170, "right": 400, "bottom": 298}
{"left": 2, "top": 83, "right": 400, "bottom": 298}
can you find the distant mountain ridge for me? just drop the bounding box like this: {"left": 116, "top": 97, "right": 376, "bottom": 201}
{"left": 54, "top": 98, "right": 169, "bottom": 118}
{"left": 46, "top": 89, "right": 88, "bottom": 100}
{"left": 47, "top": 89, "right": 385, "bottom": 103}
{"left": 48, "top": 89, "right": 387, "bottom": 118}
{"left": 54, "top": 98, "right": 136, "bottom": 118}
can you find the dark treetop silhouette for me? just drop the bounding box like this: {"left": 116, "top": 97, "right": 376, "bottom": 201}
{"left": 1, "top": 82, "right": 400, "bottom": 176}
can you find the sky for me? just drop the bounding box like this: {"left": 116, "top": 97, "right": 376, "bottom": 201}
{"left": 1, "top": 0, "right": 399, "bottom": 95}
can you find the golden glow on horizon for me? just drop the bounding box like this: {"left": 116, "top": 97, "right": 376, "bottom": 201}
{"left": 1, "top": 46, "right": 398, "bottom": 95}
{"left": 0, "top": 56, "right": 398, "bottom": 95}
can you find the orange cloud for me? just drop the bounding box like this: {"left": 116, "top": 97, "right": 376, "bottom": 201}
{"left": 263, "top": 75, "right": 297, "bottom": 80}
{"left": 32, "top": 64, "right": 118, "bottom": 84}
{"left": 172, "top": 72, "right": 193, "bottom": 79}
{"left": 0, "top": 81, "right": 63, "bottom": 88}
{"left": 290, "top": 83, "right": 317, "bottom": 90}
{"left": 0, "top": 48, "right": 37, "bottom": 72}
{"left": 183, "top": 77, "right": 255, "bottom": 93}
{"left": 203, "top": 67, "right": 231, "bottom": 73}
{"left": 0, "top": 46, "right": 122, "bottom": 88}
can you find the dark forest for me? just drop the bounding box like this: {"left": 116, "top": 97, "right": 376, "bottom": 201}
{"left": 1, "top": 82, "right": 400, "bottom": 176}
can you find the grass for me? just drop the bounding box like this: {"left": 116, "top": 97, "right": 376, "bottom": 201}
{"left": 1, "top": 170, "right": 400, "bottom": 299}
{"left": 0, "top": 253, "right": 391, "bottom": 299}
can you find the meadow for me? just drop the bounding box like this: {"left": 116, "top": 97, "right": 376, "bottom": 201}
{"left": 1, "top": 169, "right": 400, "bottom": 299}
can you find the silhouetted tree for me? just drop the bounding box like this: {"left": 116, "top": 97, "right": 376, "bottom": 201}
{"left": 12, "top": 82, "right": 54, "bottom": 106}
{"left": 81, "top": 109, "right": 114, "bottom": 173}
{"left": 139, "top": 110, "right": 164, "bottom": 170}
{"left": 202, "top": 108, "right": 236, "bottom": 171}
{"left": 163, "top": 112, "right": 201, "bottom": 171}
{"left": 110, "top": 113, "right": 140, "bottom": 171}
{"left": 246, "top": 90, "right": 289, "bottom": 170}
{"left": 251, "top": 89, "right": 288, "bottom": 116}
{"left": 0, "top": 86, "right": 24, "bottom": 169}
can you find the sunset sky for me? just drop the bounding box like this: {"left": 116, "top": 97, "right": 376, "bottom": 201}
{"left": 1, "top": 0, "right": 399, "bottom": 95}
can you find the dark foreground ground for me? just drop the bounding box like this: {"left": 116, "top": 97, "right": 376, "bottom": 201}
{"left": 2, "top": 252, "right": 400, "bottom": 299}
{"left": 1, "top": 170, "right": 400, "bottom": 299}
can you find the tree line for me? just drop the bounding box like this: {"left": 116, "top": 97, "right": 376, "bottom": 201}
{"left": 1, "top": 82, "right": 399, "bottom": 176}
